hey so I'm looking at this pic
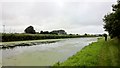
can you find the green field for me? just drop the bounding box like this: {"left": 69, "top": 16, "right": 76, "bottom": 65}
{"left": 54, "top": 38, "right": 120, "bottom": 66}
{"left": 2, "top": 33, "right": 98, "bottom": 42}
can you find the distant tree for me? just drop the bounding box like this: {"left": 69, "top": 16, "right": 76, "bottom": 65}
{"left": 43, "top": 31, "right": 49, "bottom": 34}
{"left": 40, "top": 31, "right": 43, "bottom": 34}
{"left": 84, "top": 33, "right": 87, "bottom": 36}
{"left": 40, "top": 31, "right": 50, "bottom": 34}
{"left": 103, "top": 0, "right": 120, "bottom": 39}
{"left": 69, "top": 34, "right": 73, "bottom": 35}
{"left": 40, "top": 30, "right": 67, "bottom": 35}
{"left": 98, "top": 34, "right": 103, "bottom": 36}
{"left": 36, "top": 32, "right": 39, "bottom": 34}
{"left": 50, "top": 30, "right": 67, "bottom": 35}
{"left": 76, "top": 34, "right": 79, "bottom": 35}
{"left": 24, "top": 26, "right": 36, "bottom": 34}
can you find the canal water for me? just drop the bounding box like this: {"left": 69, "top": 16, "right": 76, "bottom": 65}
{"left": 1, "top": 37, "right": 97, "bottom": 66}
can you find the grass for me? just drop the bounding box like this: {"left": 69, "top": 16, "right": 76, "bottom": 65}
{"left": 98, "top": 38, "right": 120, "bottom": 66}
{"left": 54, "top": 38, "right": 120, "bottom": 66}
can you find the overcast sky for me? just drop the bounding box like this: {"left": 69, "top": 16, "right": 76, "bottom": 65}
{"left": 0, "top": 0, "right": 117, "bottom": 34}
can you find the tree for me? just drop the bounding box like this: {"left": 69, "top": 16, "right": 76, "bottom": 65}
{"left": 103, "top": 0, "right": 120, "bottom": 39}
{"left": 40, "top": 31, "right": 50, "bottom": 34}
{"left": 24, "top": 26, "right": 36, "bottom": 34}
{"left": 40, "top": 31, "right": 43, "bottom": 34}
{"left": 84, "top": 33, "right": 87, "bottom": 36}
{"left": 50, "top": 30, "right": 67, "bottom": 35}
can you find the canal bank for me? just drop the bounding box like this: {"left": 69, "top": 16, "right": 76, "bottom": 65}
{"left": 54, "top": 38, "right": 120, "bottom": 66}
{"left": 1, "top": 39, "right": 63, "bottom": 49}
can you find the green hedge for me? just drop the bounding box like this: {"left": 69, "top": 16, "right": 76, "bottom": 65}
{"left": 2, "top": 33, "right": 84, "bottom": 42}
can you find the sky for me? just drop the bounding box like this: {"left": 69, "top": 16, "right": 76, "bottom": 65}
{"left": 0, "top": 0, "right": 117, "bottom": 34}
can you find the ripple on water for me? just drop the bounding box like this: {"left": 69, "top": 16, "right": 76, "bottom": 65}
{"left": 2, "top": 37, "right": 98, "bottom": 66}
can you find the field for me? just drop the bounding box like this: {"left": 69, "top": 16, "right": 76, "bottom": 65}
{"left": 54, "top": 38, "right": 120, "bottom": 66}
{"left": 2, "top": 33, "right": 97, "bottom": 42}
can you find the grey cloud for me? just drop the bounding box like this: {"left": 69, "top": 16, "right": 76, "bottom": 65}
{"left": 1, "top": 0, "right": 116, "bottom": 2}
{"left": 1, "top": 0, "right": 117, "bottom": 34}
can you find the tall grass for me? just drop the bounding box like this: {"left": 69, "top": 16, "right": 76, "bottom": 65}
{"left": 98, "top": 38, "right": 120, "bottom": 66}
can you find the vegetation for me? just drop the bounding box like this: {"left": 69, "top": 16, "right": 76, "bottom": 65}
{"left": 2, "top": 33, "right": 99, "bottom": 42}
{"left": 2, "top": 25, "right": 102, "bottom": 42}
{"left": 24, "top": 25, "right": 67, "bottom": 35}
{"left": 98, "top": 38, "right": 120, "bottom": 66}
{"left": 24, "top": 26, "right": 36, "bottom": 34}
{"left": 40, "top": 31, "right": 50, "bottom": 34}
{"left": 40, "top": 30, "right": 67, "bottom": 35}
{"left": 50, "top": 30, "right": 67, "bottom": 35}
{"left": 54, "top": 38, "right": 120, "bottom": 66}
{"left": 103, "top": 0, "right": 120, "bottom": 39}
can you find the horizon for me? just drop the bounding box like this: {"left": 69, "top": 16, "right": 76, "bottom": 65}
{"left": 0, "top": 0, "right": 116, "bottom": 34}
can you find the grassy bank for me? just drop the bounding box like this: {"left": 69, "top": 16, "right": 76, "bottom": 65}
{"left": 2, "top": 33, "right": 98, "bottom": 42}
{"left": 54, "top": 38, "right": 120, "bottom": 66}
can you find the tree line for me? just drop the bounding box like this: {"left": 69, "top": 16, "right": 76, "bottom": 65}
{"left": 103, "top": 0, "right": 120, "bottom": 39}
{"left": 24, "top": 26, "right": 67, "bottom": 35}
